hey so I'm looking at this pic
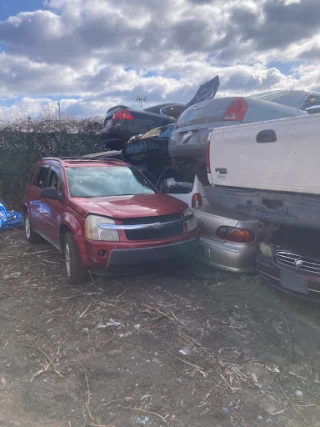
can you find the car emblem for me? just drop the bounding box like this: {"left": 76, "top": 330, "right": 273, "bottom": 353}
{"left": 295, "top": 259, "right": 303, "bottom": 268}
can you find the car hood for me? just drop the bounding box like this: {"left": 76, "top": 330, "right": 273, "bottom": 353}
{"left": 70, "top": 193, "right": 187, "bottom": 219}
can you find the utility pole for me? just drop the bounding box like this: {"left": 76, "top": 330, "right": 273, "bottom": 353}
{"left": 135, "top": 95, "right": 147, "bottom": 109}
{"left": 57, "top": 101, "right": 61, "bottom": 121}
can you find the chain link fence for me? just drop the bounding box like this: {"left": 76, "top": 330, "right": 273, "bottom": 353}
{"left": 0, "top": 131, "right": 105, "bottom": 208}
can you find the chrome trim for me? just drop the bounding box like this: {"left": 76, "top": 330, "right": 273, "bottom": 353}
{"left": 276, "top": 251, "right": 320, "bottom": 274}
{"left": 310, "top": 288, "right": 320, "bottom": 294}
{"left": 98, "top": 219, "right": 183, "bottom": 231}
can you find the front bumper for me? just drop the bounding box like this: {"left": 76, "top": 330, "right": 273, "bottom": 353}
{"left": 257, "top": 253, "right": 320, "bottom": 300}
{"left": 87, "top": 237, "right": 198, "bottom": 276}
{"left": 196, "top": 235, "right": 259, "bottom": 273}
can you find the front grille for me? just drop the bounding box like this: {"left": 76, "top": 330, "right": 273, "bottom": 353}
{"left": 276, "top": 251, "right": 320, "bottom": 274}
{"left": 122, "top": 214, "right": 183, "bottom": 241}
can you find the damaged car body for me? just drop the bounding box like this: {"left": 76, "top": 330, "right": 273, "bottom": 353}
{"left": 101, "top": 75, "right": 220, "bottom": 154}
{"left": 169, "top": 94, "right": 308, "bottom": 184}
{"left": 23, "top": 157, "right": 199, "bottom": 284}
{"left": 257, "top": 226, "right": 320, "bottom": 301}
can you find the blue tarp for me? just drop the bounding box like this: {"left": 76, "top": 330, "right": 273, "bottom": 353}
{"left": 0, "top": 202, "right": 23, "bottom": 231}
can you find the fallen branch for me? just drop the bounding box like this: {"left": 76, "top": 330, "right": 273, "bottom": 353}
{"left": 130, "top": 407, "right": 168, "bottom": 425}
{"left": 21, "top": 342, "right": 63, "bottom": 378}
{"left": 22, "top": 249, "right": 55, "bottom": 255}
{"left": 160, "top": 342, "right": 207, "bottom": 378}
{"left": 170, "top": 309, "right": 186, "bottom": 326}
{"left": 80, "top": 301, "right": 93, "bottom": 318}
{"left": 275, "top": 377, "right": 310, "bottom": 425}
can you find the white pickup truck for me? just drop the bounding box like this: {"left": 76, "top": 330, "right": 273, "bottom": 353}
{"left": 205, "top": 113, "right": 320, "bottom": 228}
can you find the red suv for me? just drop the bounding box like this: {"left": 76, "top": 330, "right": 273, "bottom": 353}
{"left": 23, "top": 157, "right": 199, "bottom": 283}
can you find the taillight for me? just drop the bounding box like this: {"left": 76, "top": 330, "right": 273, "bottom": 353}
{"left": 192, "top": 193, "right": 202, "bottom": 208}
{"left": 113, "top": 110, "right": 134, "bottom": 120}
{"left": 206, "top": 139, "right": 211, "bottom": 174}
{"left": 222, "top": 98, "right": 248, "bottom": 121}
{"left": 217, "top": 226, "right": 255, "bottom": 243}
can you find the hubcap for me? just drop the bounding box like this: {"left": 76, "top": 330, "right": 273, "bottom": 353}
{"left": 65, "top": 242, "right": 71, "bottom": 277}
{"left": 25, "top": 215, "right": 31, "bottom": 239}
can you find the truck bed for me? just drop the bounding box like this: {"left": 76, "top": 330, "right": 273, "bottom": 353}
{"left": 209, "top": 113, "right": 320, "bottom": 195}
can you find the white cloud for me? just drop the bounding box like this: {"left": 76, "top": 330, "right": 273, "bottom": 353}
{"left": 0, "top": 0, "right": 318, "bottom": 119}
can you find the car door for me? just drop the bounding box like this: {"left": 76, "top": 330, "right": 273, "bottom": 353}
{"left": 39, "top": 166, "right": 64, "bottom": 249}
{"left": 29, "top": 165, "right": 51, "bottom": 236}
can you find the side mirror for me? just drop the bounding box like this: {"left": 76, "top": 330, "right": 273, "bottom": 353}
{"left": 306, "top": 105, "right": 320, "bottom": 114}
{"left": 40, "top": 187, "right": 62, "bottom": 201}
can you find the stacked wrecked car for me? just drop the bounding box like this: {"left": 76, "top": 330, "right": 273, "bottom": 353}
{"left": 98, "top": 78, "right": 320, "bottom": 298}
{"left": 19, "top": 76, "right": 320, "bottom": 294}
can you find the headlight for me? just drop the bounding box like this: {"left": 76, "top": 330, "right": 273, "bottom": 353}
{"left": 183, "top": 207, "right": 198, "bottom": 232}
{"left": 259, "top": 242, "right": 273, "bottom": 258}
{"left": 183, "top": 207, "right": 193, "bottom": 219}
{"left": 85, "top": 215, "right": 119, "bottom": 241}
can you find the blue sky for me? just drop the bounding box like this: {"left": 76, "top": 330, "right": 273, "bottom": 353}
{"left": 0, "top": 0, "right": 318, "bottom": 120}
{"left": 0, "top": 0, "right": 44, "bottom": 19}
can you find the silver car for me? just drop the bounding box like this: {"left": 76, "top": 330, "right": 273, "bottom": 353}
{"left": 168, "top": 89, "right": 318, "bottom": 181}
{"left": 166, "top": 175, "right": 277, "bottom": 273}
{"left": 193, "top": 203, "right": 277, "bottom": 273}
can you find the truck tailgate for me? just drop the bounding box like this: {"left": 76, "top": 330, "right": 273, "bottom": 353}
{"left": 210, "top": 114, "right": 320, "bottom": 195}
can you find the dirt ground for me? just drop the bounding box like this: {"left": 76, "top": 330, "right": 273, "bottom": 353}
{"left": 1, "top": 230, "right": 320, "bottom": 427}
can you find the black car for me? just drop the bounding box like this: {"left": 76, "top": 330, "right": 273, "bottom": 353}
{"left": 100, "top": 75, "right": 221, "bottom": 151}
{"left": 100, "top": 103, "right": 184, "bottom": 150}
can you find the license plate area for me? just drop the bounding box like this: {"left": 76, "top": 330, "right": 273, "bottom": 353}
{"left": 280, "top": 270, "right": 309, "bottom": 294}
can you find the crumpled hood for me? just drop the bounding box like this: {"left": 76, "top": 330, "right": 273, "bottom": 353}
{"left": 70, "top": 193, "right": 187, "bottom": 219}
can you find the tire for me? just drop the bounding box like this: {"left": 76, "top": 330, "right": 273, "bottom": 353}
{"left": 24, "top": 212, "right": 43, "bottom": 243}
{"left": 64, "top": 232, "right": 89, "bottom": 284}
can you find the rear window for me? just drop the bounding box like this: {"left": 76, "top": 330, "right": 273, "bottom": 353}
{"left": 66, "top": 166, "right": 156, "bottom": 198}
{"left": 250, "top": 90, "right": 290, "bottom": 101}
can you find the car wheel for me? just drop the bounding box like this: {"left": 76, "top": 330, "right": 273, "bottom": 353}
{"left": 24, "top": 212, "right": 42, "bottom": 243}
{"left": 64, "top": 232, "right": 89, "bottom": 284}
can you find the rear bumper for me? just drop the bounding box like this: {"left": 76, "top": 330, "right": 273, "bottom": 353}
{"left": 257, "top": 254, "right": 320, "bottom": 300}
{"left": 169, "top": 142, "right": 207, "bottom": 160}
{"left": 204, "top": 186, "right": 320, "bottom": 229}
{"left": 196, "top": 235, "right": 259, "bottom": 273}
{"left": 89, "top": 237, "right": 199, "bottom": 275}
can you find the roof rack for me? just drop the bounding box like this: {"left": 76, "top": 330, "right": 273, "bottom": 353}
{"left": 41, "top": 154, "right": 126, "bottom": 166}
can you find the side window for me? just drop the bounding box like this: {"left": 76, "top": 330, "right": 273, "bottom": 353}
{"left": 35, "top": 167, "right": 50, "bottom": 189}
{"left": 48, "top": 168, "right": 63, "bottom": 195}
{"left": 301, "top": 94, "right": 320, "bottom": 113}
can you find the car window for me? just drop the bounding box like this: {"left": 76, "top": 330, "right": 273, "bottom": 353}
{"left": 250, "top": 90, "right": 290, "bottom": 101}
{"left": 48, "top": 168, "right": 63, "bottom": 194}
{"left": 301, "top": 94, "right": 320, "bottom": 112}
{"left": 66, "top": 166, "right": 156, "bottom": 198}
{"left": 35, "top": 167, "right": 50, "bottom": 189}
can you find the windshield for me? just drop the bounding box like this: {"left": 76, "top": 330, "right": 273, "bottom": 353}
{"left": 67, "top": 166, "right": 156, "bottom": 198}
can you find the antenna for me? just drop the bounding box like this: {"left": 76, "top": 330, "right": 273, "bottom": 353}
{"left": 135, "top": 95, "right": 147, "bottom": 108}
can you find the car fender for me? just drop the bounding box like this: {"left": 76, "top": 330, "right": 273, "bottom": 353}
{"left": 61, "top": 212, "right": 84, "bottom": 237}
{"left": 60, "top": 213, "right": 91, "bottom": 266}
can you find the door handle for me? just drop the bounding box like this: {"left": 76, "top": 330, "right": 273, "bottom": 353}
{"left": 256, "top": 129, "right": 277, "bottom": 143}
